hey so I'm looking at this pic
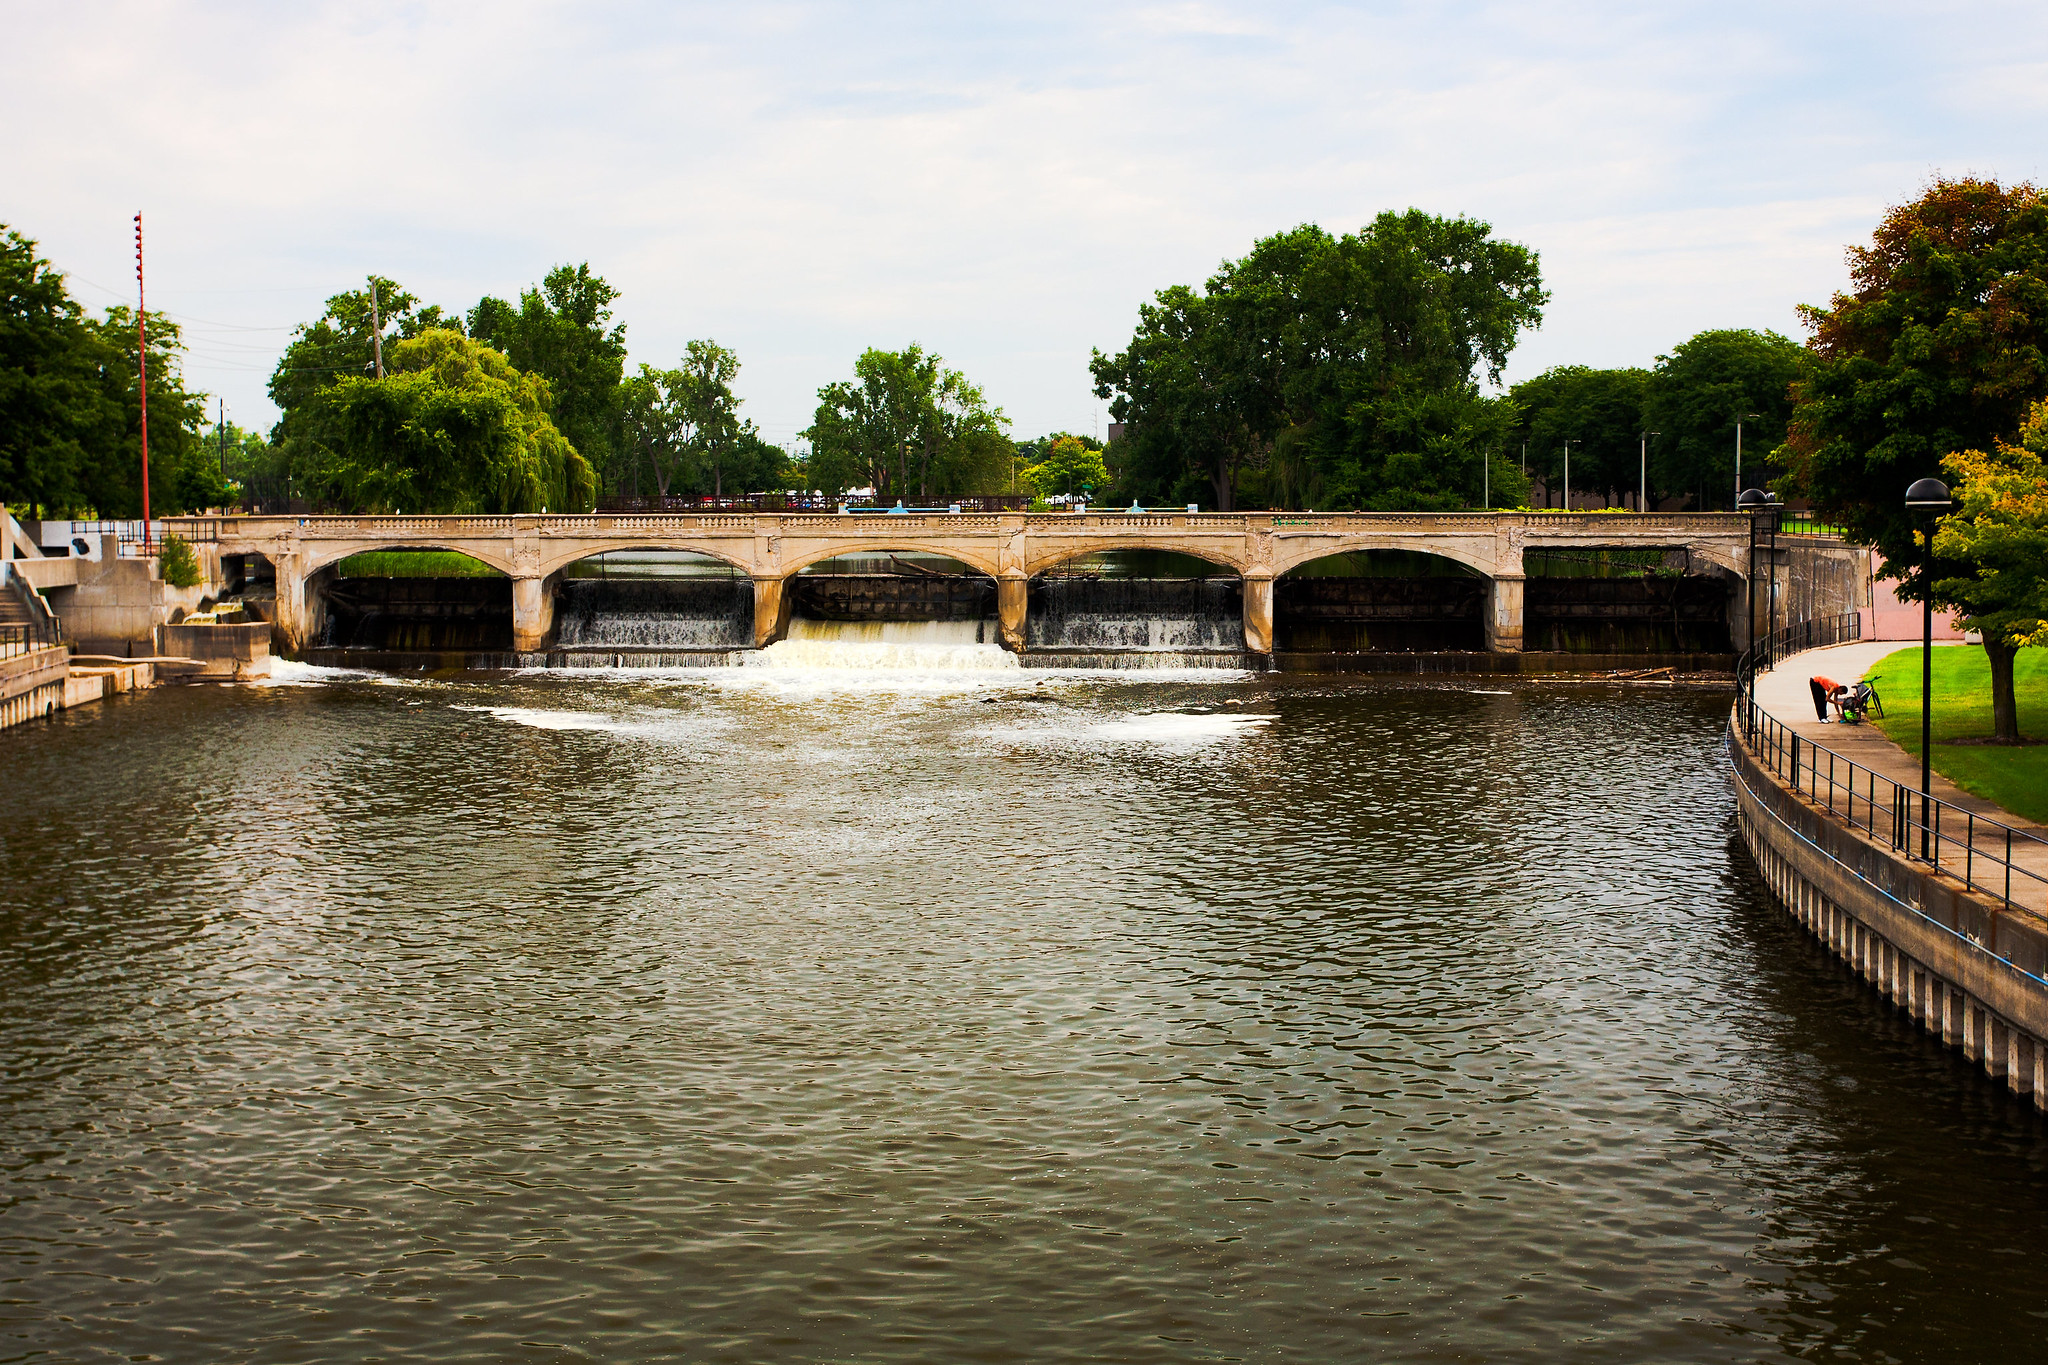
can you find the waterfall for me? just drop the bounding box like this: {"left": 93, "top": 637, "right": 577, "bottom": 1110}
{"left": 750, "top": 619, "right": 1018, "bottom": 671}
{"left": 1028, "top": 579, "right": 1244, "bottom": 651}
{"left": 555, "top": 579, "right": 752, "bottom": 650}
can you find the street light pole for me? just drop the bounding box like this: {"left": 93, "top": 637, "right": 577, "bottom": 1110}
{"left": 1906, "top": 477, "right": 1952, "bottom": 859}
{"left": 1734, "top": 413, "right": 1761, "bottom": 511}
{"left": 1738, "top": 487, "right": 1768, "bottom": 651}
{"left": 1562, "top": 439, "right": 1579, "bottom": 510}
{"left": 1640, "top": 431, "right": 1659, "bottom": 513}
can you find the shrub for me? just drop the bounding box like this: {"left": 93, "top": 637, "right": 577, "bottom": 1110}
{"left": 159, "top": 533, "right": 202, "bottom": 589}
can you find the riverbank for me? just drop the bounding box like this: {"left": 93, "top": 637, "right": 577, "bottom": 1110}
{"left": 1862, "top": 645, "right": 2048, "bottom": 823}
{"left": 1736, "top": 643, "right": 2048, "bottom": 1117}
{"left": 1751, "top": 641, "right": 2048, "bottom": 850}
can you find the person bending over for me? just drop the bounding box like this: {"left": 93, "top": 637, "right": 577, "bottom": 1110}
{"left": 1809, "top": 674, "right": 1844, "bottom": 722}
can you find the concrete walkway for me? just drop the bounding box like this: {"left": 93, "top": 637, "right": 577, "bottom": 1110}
{"left": 1752, "top": 641, "right": 2048, "bottom": 900}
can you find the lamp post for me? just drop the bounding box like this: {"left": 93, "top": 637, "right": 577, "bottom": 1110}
{"left": 1905, "top": 477, "right": 1952, "bottom": 858}
{"left": 1738, "top": 487, "right": 1770, "bottom": 653}
{"left": 1734, "top": 413, "right": 1760, "bottom": 511}
{"left": 1640, "top": 431, "right": 1660, "bottom": 512}
{"left": 1562, "top": 439, "right": 1579, "bottom": 510}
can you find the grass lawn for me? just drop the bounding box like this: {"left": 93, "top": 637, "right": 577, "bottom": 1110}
{"left": 1865, "top": 644, "right": 2048, "bottom": 824}
{"left": 335, "top": 550, "right": 503, "bottom": 578}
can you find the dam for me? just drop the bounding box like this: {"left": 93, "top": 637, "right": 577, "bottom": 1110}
{"left": 168, "top": 508, "right": 1802, "bottom": 670}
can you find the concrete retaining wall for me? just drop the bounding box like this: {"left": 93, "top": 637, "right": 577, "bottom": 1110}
{"left": 1730, "top": 718, "right": 2048, "bottom": 1108}
{"left": 0, "top": 644, "right": 68, "bottom": 732}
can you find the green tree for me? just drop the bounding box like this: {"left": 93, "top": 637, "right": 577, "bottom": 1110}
{"left": 1642, "top": 329, "right": 1802, "bottom": 511}
{"left": 804, "top": 345, "right": 1010, "bottom": 501}
{"left": 269, "top": 276, "right": 461, "bottom": 499}
{"left": 1790, "top": 177, "right": 2048, "bottom": 588}
{"left": 203, "top": 418, "right": 286, "bottom": 498}
{"left": 290, "top": 329, "right": 593, "bottom": 513}
{"left": 1509, "top": 366, "right": 1650, "bottom": 506}
{"left": 614, "top": 365, "right": 687, "bottom": 498}
{"left": 85, "top": 306, "right": 217, "bottom": 517}
{"left": 612, "top": 341, "right": 772, "bottom": 499}
{"left": 1093, "top": 212, "right": 1545, "bottom": 511}
{"left": 1931, "top": 397, "right": 2048, "bottom": 741}
{"left": 468, "top": 264, "right": 627, "bottom": 488}
{"left": 158, "top": 533, "right": 201, "bottom": 588}
{"left": 0, "top": 226, "right": 116, "bottom": 517}
{"left": 1022, "top": 435, "right": 1110, "bottom": 500}
{"left": 721, "top": 429, "right": 794, "bottom": 495}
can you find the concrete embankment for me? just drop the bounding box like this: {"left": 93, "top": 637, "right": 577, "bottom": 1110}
{"left": 0, "top": 644, "right": 69, "bottom": 729}
{"left": 1731, "top": 682, "right": 2048, "bottom": 1110}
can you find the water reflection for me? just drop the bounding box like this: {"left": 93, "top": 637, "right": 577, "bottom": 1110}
{"left": 1, "top": 673, "right": 2045, "bottom": 1363}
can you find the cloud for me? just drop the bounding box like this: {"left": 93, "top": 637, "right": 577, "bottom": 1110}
{"left": 4, "top": 0, "right": 2045, "bottom": 444}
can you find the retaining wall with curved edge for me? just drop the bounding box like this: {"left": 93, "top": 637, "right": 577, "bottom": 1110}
{"left": 1730, "top": 705, "right": 2048, "bottom": 1110}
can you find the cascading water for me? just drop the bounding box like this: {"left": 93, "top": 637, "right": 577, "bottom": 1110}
{"left": 750, "top": 618, "right": 1018, "bottom": 671}
{"left": 555, "top": 579, "right": 752, "bottom": 651}
{"left": 1026, "top": 578, "right": 1245, "bottom": 665}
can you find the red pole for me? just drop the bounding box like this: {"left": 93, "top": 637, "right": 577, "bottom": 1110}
{"left": 135, "top": 213, "right": 151, "bottom": 551}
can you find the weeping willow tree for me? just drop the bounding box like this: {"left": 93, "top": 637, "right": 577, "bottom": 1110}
{"left": 289, "top": 329, "right": 594, "bottom": 513}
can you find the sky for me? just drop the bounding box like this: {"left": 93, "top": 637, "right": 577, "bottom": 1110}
{"left": 5, "top": 1, "right": 2046, "bottom": 450}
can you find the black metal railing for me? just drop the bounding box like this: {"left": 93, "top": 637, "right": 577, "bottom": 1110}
{"left": 0, "top": 577, "right": 64, "bottom": 658}
{"left": 1733, "top": 611, "right": 2048, "bottom": 912}
{"left": 1737, "top": 611, "right": 1865, "bottom": 687}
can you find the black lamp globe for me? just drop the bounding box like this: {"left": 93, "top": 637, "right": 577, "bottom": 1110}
{"left": 1905, "top": 477, "right": 1951, "bottom": 509}
{"left": 1736, "top": 487, "right": 1770, "bottom": 509}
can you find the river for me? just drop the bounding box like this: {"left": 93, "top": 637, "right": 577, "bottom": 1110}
{"left": 4, "top": 656, "right": 2047, "bottom": 1362}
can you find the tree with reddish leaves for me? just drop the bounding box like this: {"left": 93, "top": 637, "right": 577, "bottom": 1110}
{"left": 1789, "top": 177, "right": 2048, "bottom": 592}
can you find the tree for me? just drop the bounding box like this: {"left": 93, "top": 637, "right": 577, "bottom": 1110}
{"left": 1642, "top": 329, "right": 1802, "bottom": 511}
{"left": 1022, "top": 435, "right": 1110, "bottom": 500}
{"left": 204, "top": 418, "right": 287, "bottom": 501}
{"left": 269, "top": 277, "right": 462, "bottom": 499}
{"left": 1093, "top": 212, "right": 1546, "bottom": 511}
{"left": 1508, "top": 366, "right": 1650, "bottom": 506}
{"left": 0, "top": 226, "right": 115, "bottom": 517}
{"left": 84, "top": 306, "right": 217, "bottom": 517}
{"left": 1, "top": 226, "right": 218, "bottom": 518}
{"left": 675, "top": 340, "right": 743, "bottom": 498}
{"left": 612, "top": 341, "right": 772, "bottom": 499}
{"left": 804, "top": 345, "right": 1010, "bottom": 501}
{"left": 1930, "top": 397, "right": 2048, "bottom": 741}
{"left": 468, "top": 264, "right": 627, "bottom": 488}
{"left": 722, "top": 429, "right": 795, "bottom": 495}
{"left": 289, "top": 329, "right": 593, "bottom": 514}
{"left": 1789, "top": 177, "right": 2048, "bottom": 591}
{"left": 614, "top": 365, "right": 687, "bottom": 498}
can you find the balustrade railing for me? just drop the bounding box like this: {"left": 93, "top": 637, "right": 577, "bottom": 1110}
{"left": 1733, "top": 611, "right": 2048, "bottom": 913}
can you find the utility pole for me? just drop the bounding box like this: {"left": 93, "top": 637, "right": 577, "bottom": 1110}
{"left": 1562, "top": 439, "right": 1579, "bottom": 510}
{"left": 370, "top": 279, "right": 384, "bottom": 379}
{"left": 219, "top": 398, "right": 228, "bottom": 483}
{"left": 1640, "top": 431, "right": 1660, "bottom": 512}
{"left": 135, "top": 213, "right": 151, "bottom": 550}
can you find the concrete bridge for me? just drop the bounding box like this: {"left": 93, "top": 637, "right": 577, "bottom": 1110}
{"left": 166, "top": 509, "right": 1764, "bottom": 655}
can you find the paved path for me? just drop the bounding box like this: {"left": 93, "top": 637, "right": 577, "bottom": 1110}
{"left": 1752, "top": 641, "right": 2048, "bottom": 902}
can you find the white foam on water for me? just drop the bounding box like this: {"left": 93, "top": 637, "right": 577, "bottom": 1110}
{"left": 716, "top": 619, "right": 1020, "bottom": 693}
{"left": 459, "top": 705, "right": 618, "bottom": 732}
{"left": 1089, "top": 711, "right": 1277, "bottom": 743}
{"left": 454, "top": 703, "right": 734, "bottom": 743}
{"left": 248, "top": 659, "right": 432, "bottom": 688}
{"left": 983, "top": 709, "right": 1277, "bottom": 750}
